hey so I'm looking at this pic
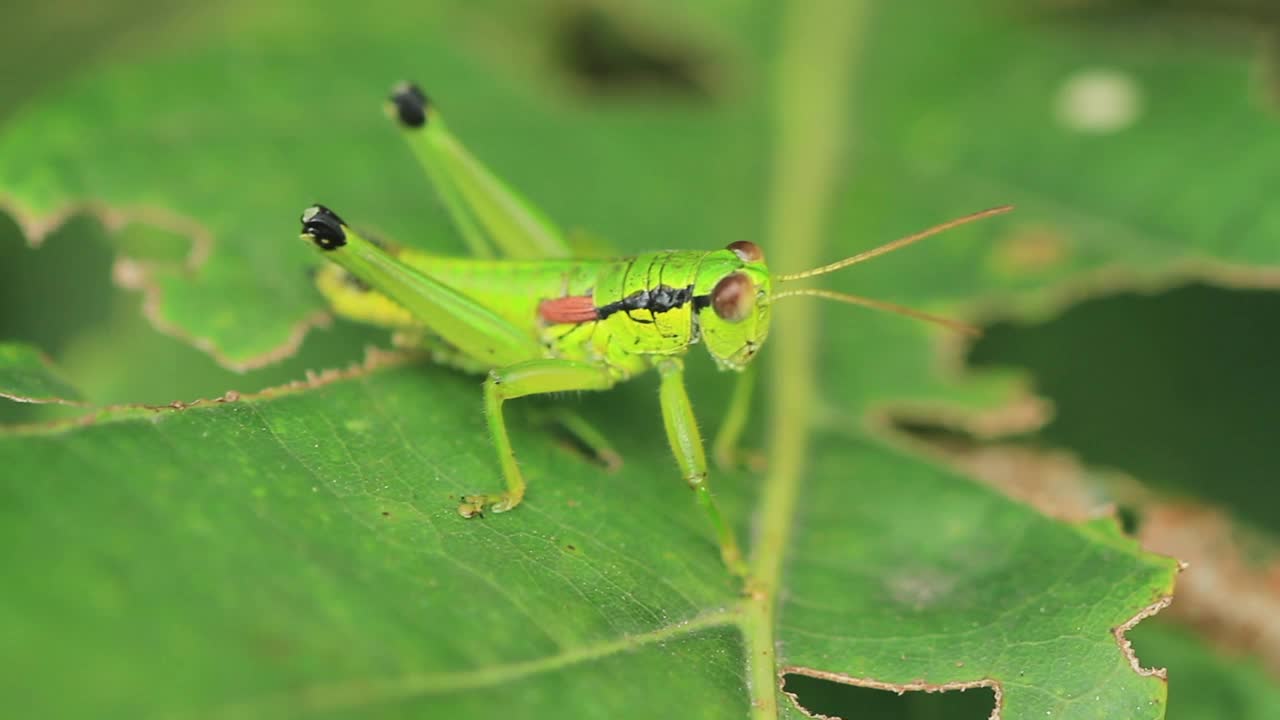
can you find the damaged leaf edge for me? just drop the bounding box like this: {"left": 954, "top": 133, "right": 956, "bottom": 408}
{"left": 0, "top": 346, "right": 415, "bottom": 435}
{"left": 779, "top": 667, "right": 1002, "bottom": 720}
{"left": 0, "top": 194, "right": 332, "bottom": 372}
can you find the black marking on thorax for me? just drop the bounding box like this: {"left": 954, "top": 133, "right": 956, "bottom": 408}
{"left": 596, "top": 284, "right": 712, "bottom": 321}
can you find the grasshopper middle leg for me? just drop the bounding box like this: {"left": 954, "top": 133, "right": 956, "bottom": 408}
{"left": 459, "top": 359, "right": 616, "bottom": 517}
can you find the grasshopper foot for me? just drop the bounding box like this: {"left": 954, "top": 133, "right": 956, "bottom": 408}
{"left": 457, "top": 491, "right": 523, "bottom": 518}
{"left": 599, "top": 449, "right": 623, "bottom": 474}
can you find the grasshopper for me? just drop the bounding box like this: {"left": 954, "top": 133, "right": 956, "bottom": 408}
{"left": 299, "top": 83, "right": 1011, "bottom": 575}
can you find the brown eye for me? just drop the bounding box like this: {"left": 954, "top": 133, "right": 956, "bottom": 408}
{"left": 727, "top": 240, "right": 764, "bottom": 263}
{"left": 711, "top": 272, "right": 755, "bottom": 322}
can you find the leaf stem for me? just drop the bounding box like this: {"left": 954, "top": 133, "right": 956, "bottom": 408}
{"left": 742, "top": 1, "right": 869, "bottom": 717}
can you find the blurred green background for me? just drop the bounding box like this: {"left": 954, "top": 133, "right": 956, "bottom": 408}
{"left": 3, "top": 1, "right": 1278, "bottom": 718}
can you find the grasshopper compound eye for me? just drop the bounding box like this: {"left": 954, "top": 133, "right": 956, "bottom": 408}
{"left": 726, "top": 240, "right": 763, "bottom": 263}
{"left": 711, "top": 272, "right": 755, "bottom": 322}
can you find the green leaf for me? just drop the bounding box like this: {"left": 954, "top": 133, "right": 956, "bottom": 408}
{"left": 776, "top": 441, "right": 1174, "bottom": 718}
{"left": 0, "top": 342, "right": 83, "bottom": 404}
{"left": 0, "top": 361, "right": 750, "bottom": 718}
{"left": 0, "top": 361, "right": 1173, "bottom": 719}
{"left": 13, "top": 0, "right": 1268, "bottom": 718}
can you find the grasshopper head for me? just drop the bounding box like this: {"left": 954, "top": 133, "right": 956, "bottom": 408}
{"left": 695, "top": 241, "right": 773, "bottom": 371}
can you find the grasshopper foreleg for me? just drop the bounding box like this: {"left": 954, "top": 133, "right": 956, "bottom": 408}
{"left": 657, "top": 358, "right": 748, "bottom": 576}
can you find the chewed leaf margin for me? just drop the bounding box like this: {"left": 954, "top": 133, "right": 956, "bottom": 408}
{"left": 0, "top": 346, "right": 412, "bottom": 433}
{"left": 0, "top": 196, "right": 334, "bottom": 373}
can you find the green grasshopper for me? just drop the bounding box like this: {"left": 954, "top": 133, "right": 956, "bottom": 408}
{"left": 299, "top": 83, "right": 1012, "bottom": 575}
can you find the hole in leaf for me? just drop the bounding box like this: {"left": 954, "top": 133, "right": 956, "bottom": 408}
{"left": 969, "top": 283, "right": 1280, "bottom": 533}
{"left": 783, "top": 673, "right": 994, "bottom": 719}
{"left": 553, "top": 4, "right": 719, "bottom": 99}
{"left": 891, "top": 418, "right": 980, "bottom": 448}
{"left": 0, "top": 212, "right": 115, "bottom": 356}
{"left": 1115, "top": 504, "right": 1141, "bottom": 535}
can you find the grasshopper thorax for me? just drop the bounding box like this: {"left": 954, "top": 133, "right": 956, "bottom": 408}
{"left": 695, "top": 241, "right": 772, "bottom": 371}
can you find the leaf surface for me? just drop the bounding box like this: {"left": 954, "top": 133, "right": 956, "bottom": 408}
{"left": 10, "top": 1, "right": 1272, "bottom": 718}
{"left": 0, "top": 342, "right": 82, "bottom": 404}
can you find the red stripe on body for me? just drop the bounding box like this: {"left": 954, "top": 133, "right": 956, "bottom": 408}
{"left": 538, "top": 295, "right": 600, "bottom": 324}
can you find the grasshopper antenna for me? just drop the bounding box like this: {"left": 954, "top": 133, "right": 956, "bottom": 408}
{"left": 771, "top": 205, "right": 1014, "bottom": 336}
{"left": 776, "top": 205, "right": 1014, "bottom": 282}
{"left": 770, "top": 288, "right": 981, "bottom": 336}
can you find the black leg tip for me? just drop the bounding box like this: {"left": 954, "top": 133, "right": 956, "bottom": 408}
{"left": 389, "top": 82, "right": 429, "bottom": 128}
{"left": 300, "top": 205, "right": 347, "bottom": 250}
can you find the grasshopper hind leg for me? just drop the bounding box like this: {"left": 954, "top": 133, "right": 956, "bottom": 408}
{"left": 387, "top": 82, "right": 572, "bottom": 261}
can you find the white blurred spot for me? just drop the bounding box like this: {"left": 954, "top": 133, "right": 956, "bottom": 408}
{"left": 1055, "top": 69, "right": 1141, "bottom": 134}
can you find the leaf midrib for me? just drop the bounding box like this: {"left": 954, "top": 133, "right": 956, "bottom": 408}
{"left": 742, "top": 1, "right": 869, "bottom": 717}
